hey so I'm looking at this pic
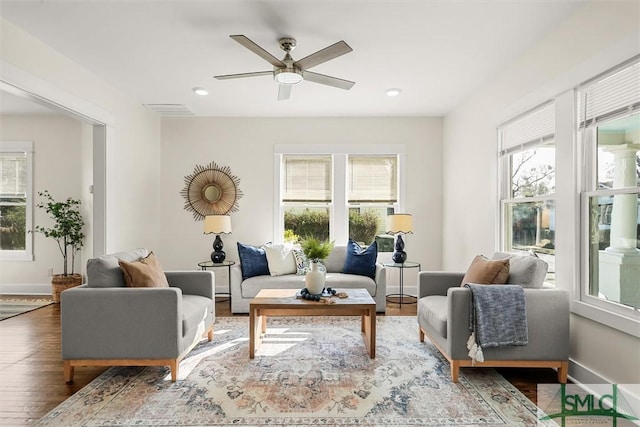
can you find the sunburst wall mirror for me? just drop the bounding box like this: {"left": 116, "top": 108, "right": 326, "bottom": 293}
{"left": 181, "top": 161, "right": 243, "bottom": 220}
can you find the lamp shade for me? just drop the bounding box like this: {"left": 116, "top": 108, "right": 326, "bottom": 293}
{"left": 386, "top": 214, "right": 413, "bottom": 235}
{"left": 204, "top": 215, "right": 232, "bottom": 234}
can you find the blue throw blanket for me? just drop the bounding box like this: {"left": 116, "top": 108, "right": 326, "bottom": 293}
{"left": 464, "top": 284, "right": 528, "bottom": 363}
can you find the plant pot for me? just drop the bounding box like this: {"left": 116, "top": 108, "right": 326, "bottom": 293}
{"left": 305, "top": 261, "right": 326, "bottom": 295}
{"left": 51, "top": 274, "right": 83, "bottom": 303}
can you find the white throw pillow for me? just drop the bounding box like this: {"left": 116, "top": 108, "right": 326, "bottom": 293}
{"left": 491, "top": 251, "right": 548, "bottom": 288}
{"left": 264, "top": 244, "right": 297, "bottom": 276}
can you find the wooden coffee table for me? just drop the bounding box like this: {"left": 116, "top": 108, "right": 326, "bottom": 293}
{"left": 249, "top": 288, "right": 376, "bottom": 359}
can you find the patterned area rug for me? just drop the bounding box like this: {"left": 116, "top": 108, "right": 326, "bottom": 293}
{"left": 38, "top": 316, "right": 548, "bottom": 426}
{"left": 0, "top": 296, "right": 53, "bottom": 321}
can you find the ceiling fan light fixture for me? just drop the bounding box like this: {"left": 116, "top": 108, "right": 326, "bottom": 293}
{"left": 274, "top": 68, "right": 303, "bottom": 85}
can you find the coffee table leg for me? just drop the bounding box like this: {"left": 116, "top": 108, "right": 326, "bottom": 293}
{"left": 250, "top": 308, "right": 264, "bottom": 359}
{"left": 361, "top": 308, "right": 376, "bottom": 359}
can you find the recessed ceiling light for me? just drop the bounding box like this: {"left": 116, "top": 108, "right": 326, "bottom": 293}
{"left": 192, "top": 87, "right": 209, "bottom": 96}
{"left": 386, "top": 88, "right": 402, "bottom": 97}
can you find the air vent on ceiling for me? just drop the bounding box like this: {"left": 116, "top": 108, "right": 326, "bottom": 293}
{"left": 143, "top": 104, "right": 194, "bottom": 116}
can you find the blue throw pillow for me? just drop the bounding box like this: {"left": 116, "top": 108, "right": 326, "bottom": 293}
{"left": 237, "top": 242, "right": 270, "bottom": 280}
{"left": 342, "top": 239, "right": 377, "bottom": 279}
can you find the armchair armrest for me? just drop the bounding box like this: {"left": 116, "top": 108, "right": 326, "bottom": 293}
{"left": 446, "top": 287, "right": 570, "bottom": 360}
{"left": 166, "top": 270, "right": 214, "bottom": 299}
{"left": 61, "top": 287, "right": 183, "bottom": 360}
{"left": 418, "top": 271, "right": 464, "bottom": 298}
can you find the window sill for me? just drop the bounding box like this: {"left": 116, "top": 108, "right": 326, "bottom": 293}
{"left": 572, "top": 300, "right": 640, "bottom": 338}
{"left": 0, "top": 252, "right": 34, "bottom": 262}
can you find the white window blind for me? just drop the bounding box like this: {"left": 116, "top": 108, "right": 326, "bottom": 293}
{"left": 0, "top": 152, "right": 27, "bottom": 198}
{"left": 348, "top": 155, "right": 397, "bottom": 203}
{"left": 577, "top": 58, "right": 640, "bottom": 128}
{"left": 499, "top": 102, "right": 555, "bottom": 155}
{"left": 282, "top": 156, "right": 332, "bottom": 202}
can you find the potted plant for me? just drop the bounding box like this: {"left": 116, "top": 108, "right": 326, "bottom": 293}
{"left": 33, "top": 190, "right": 85, "bottom": 302}
{"left": 300, "top": 237, "right": 334, "bottom": 295}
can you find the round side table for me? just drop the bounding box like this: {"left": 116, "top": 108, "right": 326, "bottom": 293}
{"left": 198, "top": 260, "right": 235, "bottom": 307}
{"left": 384, "top": 261, "right": 421, "bottom": 306}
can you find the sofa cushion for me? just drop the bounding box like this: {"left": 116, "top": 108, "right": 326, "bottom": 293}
{"left": 87, "top": 248, "right": 149, "bottom": 288}
{"left": 460, "top": 255, "right": 510, "bottom": 286}
{"left": 343, "top": 239, "right": 377, "bottom": 279}
{"left": 324, "top": 245, "right": 347, "bottom": 273}
{"left": 240, "top": 273, "right": 376, "bottom": 299}
{"left": 181, "top": 294, "right": 212, "bottom": 337}
{"left": 418, "top": 295, "right": 448, "bottom": 338}
{"left": 264, "top": 244, "right": 297, "bottom": 276}
{"left": 237, "top": 242, "right": 270, "bottom": 280}
{"left": 118, "top": 252, "right": 170, "bottom": 288}
{"left": 492, "top": 252, "right": 548, "bottom": 288}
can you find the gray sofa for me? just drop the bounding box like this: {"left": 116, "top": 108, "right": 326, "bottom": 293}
{"left": 61, "top": 248, "right": 215, "bottom": 382}
{"left": 417, "top": 252, "right": 569, "bottom": 383}
{"left": 230, "top": 245, "right": 387, "bottom": 313}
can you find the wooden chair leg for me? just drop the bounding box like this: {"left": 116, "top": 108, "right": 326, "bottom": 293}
{"left": 207, "top": 326, "right": 214, "bottom": 342}
{"left": 419, "top": 327, "right": 425, "bottom": 342}
{"left": 558, "top": 361, "right": 568, "bottom": 383}
{"left": 450, "top": 360, "right": 460, "bottom": 383}
{"left": 169, "top": 360, "right": 178, "bottom": 382}
{"left": 63, "top": 360, "right": 74, "bottom": 383}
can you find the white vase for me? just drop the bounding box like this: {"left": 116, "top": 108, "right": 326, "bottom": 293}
{"left": 305, "top": 261, "right": 326, "bottom": 295}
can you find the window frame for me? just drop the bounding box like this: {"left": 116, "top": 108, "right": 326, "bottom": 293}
{"left": 572, "top": 56, "right": 640, "bottom": 337}
{"left": 497, "top": 102, "right": 556, "bottom": 284}
{"left": 0, "top": 140, "right": 34, "bottom": 262}
{"left": 274, "top": 144, "right": 406, "bottom": 245}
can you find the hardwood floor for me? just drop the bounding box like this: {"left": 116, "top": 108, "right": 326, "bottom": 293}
{"left": 0, "top": 298, "right": 558, "bottom": 425}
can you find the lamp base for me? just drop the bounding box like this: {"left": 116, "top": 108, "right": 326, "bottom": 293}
{"left": 392, "top": 234, "right": 407, "bottom": 263}
{"left": 392, "top": 251, "right": 407, "bottom": 264}
{"left": 211, "top": 235, "right": 226, "bottom": 263}
{"left": 211, "top": 251, "right": 226, "bottom": 263}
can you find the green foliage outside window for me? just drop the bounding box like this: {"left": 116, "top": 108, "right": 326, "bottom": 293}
{"left": 348, "top": 210, "right": 379, "bottom": 245}
{"left": 284, "top": 209, "right": 329, "bottom": 242}
{"left": 284, "top": 208, "right": 381, "bottom": 244}
{"left": 0, "top": 204, "right": 26, "bottom": 250}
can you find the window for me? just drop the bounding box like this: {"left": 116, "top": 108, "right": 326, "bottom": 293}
{"left": 276, "top": 145, "right": 403, "bottom": 250}
{"left": 282, "top": 155, "right": 332, "bottom": 242}
{"left": 578, "top": 58, "right": 640, "bottom": 315}
{"left": 0, "top": 141, "right": 33, "bottom": 261}
{"left": 348, "top": 155, "right": 397, "bottom": 250}
{"left": 498, "top": 102, "right": 556, "bottom": 284}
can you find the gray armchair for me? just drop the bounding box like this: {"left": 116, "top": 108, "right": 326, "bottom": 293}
{"left": 417, "top": 253, "right": 569, "bottom": 383}
{"left": 61, "top": 249, "right": 215, "bottom": 382}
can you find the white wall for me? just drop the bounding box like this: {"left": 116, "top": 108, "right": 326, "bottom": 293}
{"left": 159, "top": 117, "right": 442, "bottom": 292}
{"left": 442, "top": 0, "right": 640, "bottom": 387}
{"left": 0, "top": 17, "right": 162, "bottom": 288}
{"left": 0, "top": 115, "right": 88, "bottom": 286}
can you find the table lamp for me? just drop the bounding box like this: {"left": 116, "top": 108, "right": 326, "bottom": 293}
{"left": 386, "top": 214, "right": 413, "bottom": 263}
{"left": 204, "top": 215, "right": 232, "bottom": 263}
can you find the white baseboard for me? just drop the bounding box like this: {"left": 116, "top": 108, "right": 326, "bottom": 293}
{"left": 569, "top": 358, "right": 640, "bottom": 410}
{"left": 0, "top": 283, "right": 51, "bottom": 295}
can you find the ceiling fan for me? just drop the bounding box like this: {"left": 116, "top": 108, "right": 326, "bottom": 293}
{"left": 214, "top": 35, "right": 355, "bottom": 100}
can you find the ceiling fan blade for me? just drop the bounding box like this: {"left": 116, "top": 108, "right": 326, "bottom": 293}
{"left": 277, "top": 84, "right": 292, "bottom": 100}
{"left": 214, "top": 71, "right": 273, "bottom": 80}
{"left": 294, "top": 40, "right": 353, "bottom": 70}
{"left": 303, "top": 71, "right": 355, "bottom": 90}
{"left": 230, "top": 35, "right": 286, "bottom": 67}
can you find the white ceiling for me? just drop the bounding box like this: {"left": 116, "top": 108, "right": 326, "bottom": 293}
{"left": 0, "top": 1, "right": 587, "bottom": 117}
